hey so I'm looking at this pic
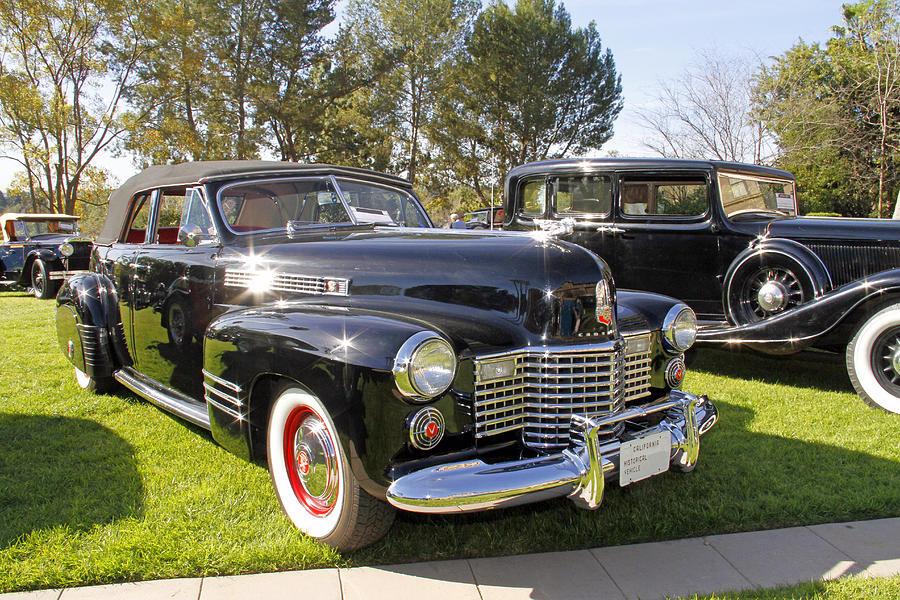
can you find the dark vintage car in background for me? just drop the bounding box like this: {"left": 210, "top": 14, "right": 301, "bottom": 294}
{"left": 0, "top": 213, "right": 92, "bottom": 298}
{"left": 55, "top": 161, "right": 717, "bottom": 550}
{"left": 464, "top": 206, "right": 503, "bottom": 229}
{"left": 503, "top": 158, "right": 900, "bottom": 413}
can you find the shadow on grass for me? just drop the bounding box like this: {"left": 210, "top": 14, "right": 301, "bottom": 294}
{"left": 690, "top": 347, "right": 854, "bottom": 393}
{"left": 0, "top": 414, "right": 143, "bottom": 548}
{"left": 353, "top": 401, "right": 899, "bottom": 568}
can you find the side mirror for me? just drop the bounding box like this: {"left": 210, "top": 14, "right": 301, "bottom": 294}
{"left": 178, "top": 223, "right": 203, "bottom": 247}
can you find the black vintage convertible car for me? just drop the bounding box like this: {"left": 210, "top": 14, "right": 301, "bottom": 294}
{"left": 503, "top": 158, "right": 900, "bottom": 413}
{"left": 0, "top": 213, "right": 92, "bottom": 298}
{"left": 56, "top": 161, "right": 717, "bottom": 550}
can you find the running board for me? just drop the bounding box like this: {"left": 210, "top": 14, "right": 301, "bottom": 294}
{"left": 115, "top": 368, "right": 211, "bottom": 430}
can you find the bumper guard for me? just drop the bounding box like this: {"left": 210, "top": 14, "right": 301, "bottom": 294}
{"left": 386, "top": 390, "right": 717, "bottom": 513}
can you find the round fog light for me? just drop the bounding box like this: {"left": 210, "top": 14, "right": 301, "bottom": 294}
{"left": 408, "top": 406, "right": 445, "bottom": 451}
{"left": 666, "top": 356, "right": 686, "bottom": 388}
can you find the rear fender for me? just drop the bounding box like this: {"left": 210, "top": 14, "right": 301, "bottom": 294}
{"left": 55, "top": 273, "right": 127, "bottom": 378}
{"left": 203, "top": 304, "right": 458, "bottom": 493}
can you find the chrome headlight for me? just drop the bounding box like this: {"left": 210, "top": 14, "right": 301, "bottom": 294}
{"left": 58, "top": 242, "right": 75, "bottom": 257}
{"left": 663, "top": 305, "right": 697, "bottom": 352}
{"left": 393, "top": 331, "right": 457, "bottom": 401}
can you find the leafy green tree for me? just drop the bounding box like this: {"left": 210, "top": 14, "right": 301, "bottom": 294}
{"left": 0, "top": 0, "right": 149, "bottom": 214}
{"left": 340, "top": 0, "right": 479, "bottom": 183}
{"left": 431, "top": 0, "right": 622, "bottom": 203}
{"left": 756, "top": 0, "right": 900, "bottom": 217}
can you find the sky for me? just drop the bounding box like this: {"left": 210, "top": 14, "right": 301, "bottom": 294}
{"left": 0, "top": 0, "right": 853, "bottom": 191}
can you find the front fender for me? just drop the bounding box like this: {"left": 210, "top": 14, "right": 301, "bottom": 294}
{"left": 699, "top": 268, "right": 900, "bottom": 353}
{"left": 203, "top": 303, "right": 463, "bottom": 492}
{"left": 55, "top": 272, "right": 126, "bottom": 377}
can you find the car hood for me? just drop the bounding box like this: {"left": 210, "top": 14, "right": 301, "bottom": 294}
{"left": 218, "top": 228, "right": 615, "bottom": 348}
{"left": 731, "top": 216, "right": 900, "bottom": 242}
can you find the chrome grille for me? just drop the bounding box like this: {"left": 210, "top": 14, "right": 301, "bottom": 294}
{"left": 623, "top": 350, "right": 652, "bottom": 400}
{"left": 224, "top": 269, "right": 349, "bottom": 296}
{"left": 807, "top": 243, "right": 900, "bottom": 288}
{"left": 473, "top": 343, "right": 647, "bottom": 450}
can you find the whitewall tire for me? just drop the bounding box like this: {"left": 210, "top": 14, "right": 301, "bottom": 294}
{"left": 266, "top": 385, "right": 395, "bottom": 550}
{"left": 846, "top": 302, "right": 900, "bottom": 414}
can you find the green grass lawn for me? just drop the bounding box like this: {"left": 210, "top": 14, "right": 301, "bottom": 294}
{"left": 1, "top": 291, "right": 898, "bottom": 593}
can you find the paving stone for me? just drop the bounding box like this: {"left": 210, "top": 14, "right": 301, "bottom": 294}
{"left": 469, "top": 550, "right": 625, "bottom": 600}
{"left": 706, "top": 526, "right": 858, "bottom": 587}
{"left": 341, "top": 560, "right": 480, "bottom": 600}
{"left": 200, "top": 569, "right": 340, "bottom": 600}
{"left": 58, "top": 579, "right": 201, "bottom": 600}
{"left": 809, "top": 518, "right": 900, "bottom": 578}
{"left": 592, "top": 537, "right": 751, "bottom": 600}
{"left": 0, "top": 591, "right": 60, "bottom": 600}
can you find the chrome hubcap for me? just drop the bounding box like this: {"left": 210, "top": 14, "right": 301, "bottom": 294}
{"left": 891, "top": 347, "right": 900, "bottom": 378}
{"left": 757, "top": 280, "right": 787, "bottom": 312}
{"left": 292, "top": 415, "right": 339, "bottom": 510}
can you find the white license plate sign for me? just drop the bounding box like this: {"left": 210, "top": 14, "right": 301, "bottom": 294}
{"left": 619, "top": 431, "right": 670, "bottom": 486}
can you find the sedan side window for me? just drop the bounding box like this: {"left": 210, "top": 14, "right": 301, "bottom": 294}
{"left": 521, "top": 179, "right": 547, "bottom": 216}
{"left": 620, "top": 178, "right": 707, "bottom": 217}
{"left": 554, "top": 175, "right": 611, "bottom": 216}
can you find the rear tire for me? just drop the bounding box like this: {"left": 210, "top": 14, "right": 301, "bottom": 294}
{"left": 267, "top": 385, "right": 395, "bottom": 551}
{"left": 846, "top": 302, "right": 900, "bottom": 414}
{"left": 31, "top": 259, "right": 59, "bottom": 299}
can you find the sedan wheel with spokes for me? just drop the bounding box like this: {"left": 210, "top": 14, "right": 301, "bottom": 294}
{"left": 725, "top": 256, "right": 814, "bottom": 325}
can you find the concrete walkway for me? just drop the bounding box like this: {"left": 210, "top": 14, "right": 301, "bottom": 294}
{"left": 3, "top": 518, "right": 899, "bottom": 600}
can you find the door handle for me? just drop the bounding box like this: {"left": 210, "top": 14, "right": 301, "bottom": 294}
{"left": 596, "top": 226, "right": 625, "bottom": 234}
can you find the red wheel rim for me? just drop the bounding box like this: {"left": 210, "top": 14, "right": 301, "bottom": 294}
{"left": 283, "top": 405, "right": 339, "bottom": 517}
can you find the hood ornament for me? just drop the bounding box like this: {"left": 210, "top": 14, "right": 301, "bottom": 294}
{"left": 534, "top": 217, "right": 575, "bottom": 236}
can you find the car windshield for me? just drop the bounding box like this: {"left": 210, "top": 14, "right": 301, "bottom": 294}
{"left": 217, "top": 177, "right": 429, "bottom": 233}
{"left": 718, "top": 172, "right": 797, "bottom": 218}
{"left": 13, "top": 219, "right": 78, "bottom": 239}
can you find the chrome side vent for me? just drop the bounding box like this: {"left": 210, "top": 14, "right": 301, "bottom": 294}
{"left": 202, "top": 369, "right": 245, "bottom": 421}
{"left": 224, "top": 269, "right": 349, "bottom": 296}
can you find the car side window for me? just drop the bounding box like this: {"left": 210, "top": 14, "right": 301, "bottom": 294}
{"left": 620, "top": 178, "right": 707, "bottom": 217}
{"left": 521, "top": 179, "right": 547, "bottom": 216}
{"left": 123, "top": 193, "right": 152, "bottom": 243}
{"left": 553, "top": 175, "right": 611, "bottom": 216}
{"left": 154, "top": 188, "right": 190, "bottom": 244}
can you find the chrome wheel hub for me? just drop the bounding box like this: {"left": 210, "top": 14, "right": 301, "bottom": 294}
{"left": 757, "top": 280, "right": 787, "bottom": 312}
{"left": 292, "top": 415, "right": 339, "bottom": 509}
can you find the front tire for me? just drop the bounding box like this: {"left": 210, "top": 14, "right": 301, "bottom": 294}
{"left": 31, "top": 259, "right": 59, "bottom": 299}
{"left": 846, "top": 302, "right": 900, "bottom": 414}
{"left": 267, "top": 385, "right": 395, "bottom": 551}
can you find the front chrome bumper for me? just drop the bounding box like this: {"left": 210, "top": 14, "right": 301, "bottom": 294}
{"left": 386, "top": 390, "right": 718, "bottom": 513}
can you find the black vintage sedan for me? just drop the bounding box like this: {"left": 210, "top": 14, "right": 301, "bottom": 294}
{"left": 55, "top": 161, "right": 717, "bottom": 550}
{"left": 503, "top": 158, "right": 900, "bottom": 413}
{"left": 0, "top": 213, "right": 92, "bottom": 298}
